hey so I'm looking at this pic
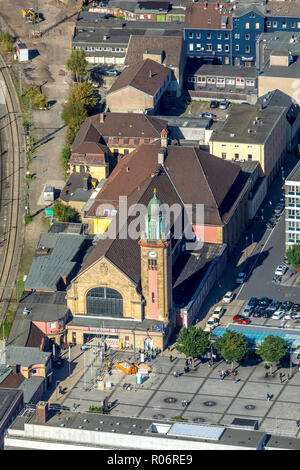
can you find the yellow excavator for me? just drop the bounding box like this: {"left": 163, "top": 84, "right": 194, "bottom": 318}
{"left": 21, "top": 8, "right": 38, "bottom": 22}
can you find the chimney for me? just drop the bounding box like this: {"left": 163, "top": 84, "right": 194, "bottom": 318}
{"left": 36, "top": 401, "right": 48, "bottom": 424}
{"left": 160, "top": 128, "right": 168, "bottom": 149}
{"left": 158, "top": 148, "right": 166, "bottom": 166}
{"left": 100, "top": 113, "right": 105, "bottom": 123}
{"left": 83, "top": 176, "right": 89, "bottom": 191}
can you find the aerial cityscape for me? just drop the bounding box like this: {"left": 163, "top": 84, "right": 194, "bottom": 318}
{"left": 2, "top": 0, "right": 300, "bottom": 453}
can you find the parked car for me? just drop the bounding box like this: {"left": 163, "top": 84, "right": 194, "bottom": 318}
{"left": 103, "top": 69, "right": 119, "bottom": 76}
{"left": 23, "top": 307, "right": 31, "bottom": 316}
{"left": 248, "top": 297, "right": 257, "bottom": 307}
{"left": 223, "top": 291, "right": 233, "bottom": 303}
{"left": 274, "top": 204, "right": 284, "bottom": 214}
{"left": 275, "top": 265, "right": 287, "bottom": 276}
{"left": 203, "top": 111, "right": 216, "bottom": 119}
{"left": 269, "top": 300, "right": 281, "bottom": 312}
{"left": 233, "top": 314, "right": 250, "bottom": 325}
{"left": 204, "top": 316, "right": 219, "bottom": 332}
{"left": 219, "top": 100, "right": 230, "bottom": 109}
{"left": 49, "top": 403, "right": 71, "bottom": 411}
{"left": 209, "top": 100, "right": 219, "bottom": 108}
{"left": 213, "top": 306, "right": 224, "bottom": 320}
{"left": 258, "top": 297, "right": 270, "bottom": 308}
{"left": 242, "top": 305, "right": 253, "bottom": 317}
{"left": 271, "top": 310, "right": 285, "bottom": 320}
{"left": 262, "top": 309, "right": 272, "bottom": 318}
{"left": 292, "top": 303, "right": 300, "bottom": 314}
{"left": 252, "top": 307, "right": 264, "bottom": 318}
{"left": 284, "top": 309, "right": 294, "bottom": 320}
{"left": 281, "top": 301, "right": 293, "bottom": 311}
{"left": 292, "top": 314, "right": 300, "bottom": 321}
{"left": 236, "top": 272, "right": 247, "bottom": 284}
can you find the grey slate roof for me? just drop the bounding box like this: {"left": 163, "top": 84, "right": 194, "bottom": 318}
{"left": 24, "top": 233, "right": 87, "bottom": 291}
{"left": 4, "top": 346, "right": 51, "bottom": 368}
{"left": 18, "top": 377, "right": 44, "bottom": 404}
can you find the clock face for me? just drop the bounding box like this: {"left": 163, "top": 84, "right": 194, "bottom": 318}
{"left": 149, "top": 251, "right": 157, "bottom": 258}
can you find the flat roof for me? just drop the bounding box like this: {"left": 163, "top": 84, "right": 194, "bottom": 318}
{"left": 210, "top": 104, "right": 285, "bottom": 144}
{"left": 185, "top": 63, "right": 257, "bottom": 79}
{"left": 261, "top": 57, "right": 300, "bottom": 80}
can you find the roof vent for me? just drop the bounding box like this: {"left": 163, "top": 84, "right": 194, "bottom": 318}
{"left": 95, "top": 427, "right": 99, "bottom": 430}
{"left": 230, "top": 133, "right": 235, "bottom": 137}
{"left": 248, "top": 129, "right": 252, "bottom": 134}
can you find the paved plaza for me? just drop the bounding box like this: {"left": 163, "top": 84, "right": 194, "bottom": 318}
{"left": 52, "top": 347, "right": 300, "bottom": 438}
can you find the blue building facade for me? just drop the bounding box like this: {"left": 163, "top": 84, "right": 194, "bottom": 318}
{"left": 184, "top": 2, "right": 300, "bottom": 67}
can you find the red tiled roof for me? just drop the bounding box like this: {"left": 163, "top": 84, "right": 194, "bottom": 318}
{"left": 184, "top": 2, "right": 233, "bottom": 30}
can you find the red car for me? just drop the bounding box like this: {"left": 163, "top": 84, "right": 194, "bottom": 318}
{"left": 233, "top": 314, "right": 250, "bottom": 325}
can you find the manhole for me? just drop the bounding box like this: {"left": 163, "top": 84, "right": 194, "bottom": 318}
{"left": 164, "top": 397, "right": 177, "bottom": 404}
{"left": 193, "top": 417, "right": 206, "bottom": 423}
{"left": 245, "top": 405, "right": 256, "bottom": 410}
{"left": 153, "top": 414, "right": 166, "bottom": 419}
{"left": 203, "top": 401, "right": 216, "bottom": 407}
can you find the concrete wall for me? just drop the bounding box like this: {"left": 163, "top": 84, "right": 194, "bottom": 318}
{"left": 107, "top": 86, "right": 154, "bottom": 113}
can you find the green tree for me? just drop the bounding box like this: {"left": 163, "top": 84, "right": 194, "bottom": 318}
{"left": 257, "top": 335, "right": 287, "bottom": 374}
{"left": 175, "top": 326, "right": 210, "bottom": 367}
{"left": 0, "top": 31, "right": 14, "bottom": 53}
{"left": 52, "top": 201, "right": 80, "bottom": 223}
{"left": 61, "top": 99, "right": 87, "bottom": 127}
{"left": 66, "top": 48, "right": 88, "bottom": 83}
{"left": 214, "top": 330, "right": 249, "bottom": 370}
{"left": 69, "top": 82, "right": 98, "bottom": 111}
{"left": 21, "top": 87, "right": 48, "bottom": 110}
{"left": 286, "top": 243, "right": 300, "bottom": 269}
{"left": 60, "top": 145, "right": 71, "bottom": 171}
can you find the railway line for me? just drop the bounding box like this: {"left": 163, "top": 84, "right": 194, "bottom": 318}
{"left": 0, "top": 56, "right": 25, "bottom": 327}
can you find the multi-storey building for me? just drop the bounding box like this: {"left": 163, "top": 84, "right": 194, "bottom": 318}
{"left": 285, "top": 161, "right": 300, "bottom": 248}
{"left": 184, "top": 1, "right": 300, "bottom": 67}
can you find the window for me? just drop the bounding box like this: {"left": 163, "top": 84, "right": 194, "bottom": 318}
{"left": 255, "top": 22, "right": 260, "bottom": 29}
{"left": 245, "top": 22, "right": 249, "bottom": 29}
{"left": 248, "top": 154, "right": 252, "bottom": 161}
{"left": 245, "top": 45, "right": 250, "bottom": 53}
{"left": 235, "top": 44, "right": 239, "bottom": 51}
{"left": 217, "top": 77, "right": 225, "bottom": 85}
{"left": 225, "top": 57, "right": 230, "bottom": 65}
{"left": 31, "top": 369, "right": 38, "bottom": 375}
{"left": 50, "top": 322, "right": 56, "bottom": 329}
{"left": 188, "top": 76, "right": 196, "bottom": 83}
{"left": 86, "top": 287, "right": 123, "bottom": 317}
{"left": 206, "top": 44, "right": 212, "bottom": 51}
{"left": 246, "top": 79, "right": 255, "bottom": 86}
{"left": 208, "top": 18, "right": 211, "bottom": 24}
{"left": 103, "top": 209, "right": 110, "bottom": 215}
{"left": 224, "top": 44, "right": 229, "bottom": 52}
{"left": 189, "top": 43, "right": 194, "bottom": 51}
{"left": 266, "top": 21, "right": 271, "bottom": 27}
{"left": 234, "top": 33, "right": 240, "bottom": 39}
{"left": 152, "top": 292, "right": 155, "bottom": 303}
{"left": 245, "top": 33, "right": 250, "bottom": 40}
{"left": 207, "top": 77, "right": 215, "bottom": 84}
{"left": 217, "top": 33, "right": 221, "bottom": 39}
{"left": 225, "top": 33, "right": 229, "bottom": 40}
{"left": 197, "top": 76, "right": 206, "bottom": 83}
{"left": 282, "top": 21, "right": 286, "bottom": 29}
{"left": 196, "top": 32, "right": 201, "bottom": 39}
{"left": 217, "top": 44, "right": 222, "bottom": 51}
{"left": 148, "top": 259, "right": 157, "bottom": 269}
{"left": 234, "top": 153, "right": 239, "bottom": 160}
{"left": 292, "top": 21, "right": 295, "bottom": 28}
{"left": 189, "top": 32, "right": 193, "bottom": 39}
{"left": 298, "top": 22, "right": 300, "bottom": 28}
{"left": 236, "top": 77, "right": 245, "bottom": 87}
{"left": 207, "top": 32, "right": 211, "bottom": 39}
{"left": 196, "top": 43, "right": 202, "bottom": 50}
{"left": 273, "top": 21, "right": 277, "bottom": 27}
{"left": 226, "top": 78, "right": 235, "bottom": 85}
{"left": 222, "top": 152, "right": 226, "bottom": 159}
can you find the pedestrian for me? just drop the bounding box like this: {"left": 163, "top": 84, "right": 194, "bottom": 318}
{"left": 173, "top": 371, "right": 178, "bottom": 378}
{"left": 169, "top": 355, "right": 173, "bottom": 363}
{"left": 219, "top": 374, "right": 223, "bottom": 381}
{"left": 181, "top": 400, "right": 185, "bottom": 408}
{"left": 267, "top": 393, "right": 270, "bottom": 401}
{"left": 287, "top": 373, "right": 290, "bottom": 380}
{"left": 185, "top": 359, "right": 189, "bottom": 367}
{"left": 208, "top": 360, "right": 211, "bottom": 368}
{"left": 297, "top": 420, "right": 300, "bottom": 428}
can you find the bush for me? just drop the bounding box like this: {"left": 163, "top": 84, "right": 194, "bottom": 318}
{"left": 20, "top": 86, "right": 48, "bottom": 110}
{"left": 60, "top": 145, "right": 71, "bottom": 171}
{"left": 24, "top": 214, "right": 33, "bottom": 224}
{"left": 0, "top": 31, "right": 14, "bottom": 53}
{"left": 88, "top": 405, "right": 110, "bottom": 414}
{"left": 52, "top": 201, "right": 80, "bottom": 223}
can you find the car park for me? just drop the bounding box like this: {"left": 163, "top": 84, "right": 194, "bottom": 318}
{"left": 223, "top": 291, "right": 233, "bottom": 303}
{"left": 271, "top": 310, "right": 285, "bottom": 320}
{"left": 219, "top": 100, "right": 229, "bottom": 109}
{"left": 213, "top": 306, "right": 224, "bottom": 320}
{"left": 236, "top": 272, "right": 247, "bottom": 284}
{"left": 209, "top": 100, "right": 219, "bottom": 108}
{"left": 275, "top": 265, "right": 287, "bottom": 276}
{"left": 269, "top": 300, "right": 281, "bottom": 312}
{"left": 242, "top": 305, "right": 253, "bottom": 317}
{"left": 233, "top": 314, "right": 250, "bottom": 325}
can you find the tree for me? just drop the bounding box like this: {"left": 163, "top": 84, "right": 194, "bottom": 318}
{"left": 61, "top": 99, "right": 87, "bottom": 127}
{"left": 175, "top": 326, "right": 210, "bottom": 366}
{"left": 66, "top": 48, "right": 88, "bottom": 83}
{"left": 257, "top": 335, "right": 287, "bottom": 374}
{"left": 60, "top": 145, "right": 71, "bottom": 171}
{"left": 52, "top": 201, "right": 80, "bottom": 223}
{"left": 286, "top": 243, "right": 300, "bottom": 269}
{"left": 20, "top": 87, "right": 48, "bottom": 110}
{"left": 0, "top": 31, "right": 14, "bottom": 53}
{"left": 68, "top": 82, "right": 98, "bottom": 111}
{"left": 214, "top": 330, "right": 249, "bottom": 370}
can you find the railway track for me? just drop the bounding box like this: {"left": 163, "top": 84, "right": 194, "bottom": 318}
{"left": 0, "top": 57, "right": 24, "bottom": 325}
